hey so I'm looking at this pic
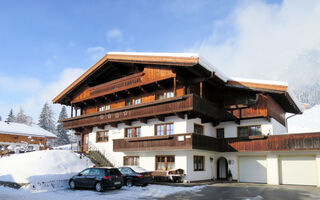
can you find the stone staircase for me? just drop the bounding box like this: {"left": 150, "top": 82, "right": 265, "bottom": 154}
{"left": 87, "top": 150, "right": 113, "bottom": 167}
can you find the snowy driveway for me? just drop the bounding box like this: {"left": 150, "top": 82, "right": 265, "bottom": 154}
{"left": 0, "top": 185, "right": 206, "bottom": 200}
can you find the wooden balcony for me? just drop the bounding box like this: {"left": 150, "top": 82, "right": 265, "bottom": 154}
{"left": 62, "top": 94, "right": 229, "bottom": 130}
{"left": 113, "top": 133, "right": 221, "bottom": 152}
{"left": 113, "top": 132, "right": 320, "bottom": 153}
{"left": 221, "top": 132, "right": 320, "bottom": 152}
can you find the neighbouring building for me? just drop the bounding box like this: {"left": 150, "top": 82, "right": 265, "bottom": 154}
{"left": 0, "top": 121, "right": 57, "bottom": 153}
{"left": 53, "top": 52, "right": 320, "bottom": 186}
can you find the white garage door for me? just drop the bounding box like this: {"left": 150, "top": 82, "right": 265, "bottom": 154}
{"left": 239, "top": 156, "right": 267, "bottom": 183}
{"left": 280, "top": 156, "right": 317, "bottom": 186}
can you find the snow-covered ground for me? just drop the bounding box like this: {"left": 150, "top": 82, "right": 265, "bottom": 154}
{"left": 0, "top": 150, "right": 92, "bottom": 186}
{"left": 287, "top": 104, "right": 320, "bottom": 133}
{"left": 0, "top": 185, "right": 205, "bottom": 200}
{"left": 53, "top": 143, "right": 79, "bottom": 151}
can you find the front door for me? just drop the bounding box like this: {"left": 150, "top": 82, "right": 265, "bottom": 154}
{"left": 82, "top": 133, "right": 89, "bottom": 152}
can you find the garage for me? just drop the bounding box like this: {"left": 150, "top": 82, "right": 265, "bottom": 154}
{"left": 279, "top": 156, "right": 317, "bottom": 186}
{"left": 238, "top": 156, "right": 267, "bottom": 183}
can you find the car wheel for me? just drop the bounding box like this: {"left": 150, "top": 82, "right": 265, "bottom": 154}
{"left": 142, "top": 183, "right": 148, "bottom": 187}
{"left": 95, "top": 182, "right": 103, "bottom": 192}
{"left": 115, "top": 186, "right": 122, "bottom": 189}
{"left": 69, "top": 180, "right": 76, "bottom": 190}
{"left": 126, "top": 179, "right": 133, "bottom": 187}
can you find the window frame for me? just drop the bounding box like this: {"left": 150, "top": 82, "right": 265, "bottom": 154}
{"left": 155, "top": 123, "right": 174, "bottom": 136}
{"left": 123, "top": 156, "right": 140, "bottom": 166}
{"left": 193, "top": 155, "right": 205, "bottom": 171}
{"left": 155, "top": 155, "right": 175, "bottom": 171}
{"left": 216, "top": 128, "right": 225, "bottom": 139}
{"left": 237, "top": 125, "right": 262, "bottom": 138}
{"left": 125, "top": 127, "right": 141, "bottom": 138}
{"left": 96, "top": 130, "right": 109, "bottom": 143}
{"left": 194, "top": 123, "right": 204, "bottom": 135}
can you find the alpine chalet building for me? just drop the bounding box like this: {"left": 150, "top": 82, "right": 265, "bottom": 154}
{"left": 53, "top": 52, "right": 320, "bottom": 186}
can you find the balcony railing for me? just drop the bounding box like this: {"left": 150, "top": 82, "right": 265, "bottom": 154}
{"left": 113, "top": 133, "right": 221, "bottom": 152}
{"left": 221, "top": 132, "right": 320, "bottom": 152}
{"left": 62, "top": 94, "right": 228, "bottom": 130}
{"left": 113, "top": 132, "right": 320, "bottom": 152}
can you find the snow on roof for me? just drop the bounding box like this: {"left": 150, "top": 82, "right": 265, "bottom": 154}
{"left": 108, "top": 52, "right": 229, "bottom": 83}
{"left": 107, "top": 52, "right": 200, "bottom": 58}
{"left": 230, "top": 77, "right": 288, "bottom": 86}
{"left": 288, "top": 104, "right": 320, "bottom": 133}
{"left": 0, "top": 121, "right": 57, "bottom": 138}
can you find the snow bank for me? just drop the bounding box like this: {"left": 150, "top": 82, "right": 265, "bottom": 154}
{"left": 0, "top": 185, "right": 206, "bottom": 200}
{"left": 0, "top": 150, "right": 93, "bottom": 185}
{"left": 288, "top": 105, "right": 320, "bottom": 133}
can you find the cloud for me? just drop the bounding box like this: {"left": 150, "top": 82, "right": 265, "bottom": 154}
{"left": 86, "top": 46, "right": 107, "bottom": 61}
{"left": 0, "top": 75, "right": 42, "bottom": 92}
{"left": 2, "top": 68, "right": 85, "bottom": 122}
{"left": 193, "top": 0, "right": 320, "bottom": 86}
{"left": 106, "top": 28, "right": 123, "bottom": 42}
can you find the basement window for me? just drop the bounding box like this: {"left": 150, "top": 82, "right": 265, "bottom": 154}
{"left": 123, "top": 156, "right": 139, "bottom": 166}
{"left": 194, "top": 156, "right": 205, "bottom": 171}
{"left": 155, "top": 155, "right": 175, "bottom": 171}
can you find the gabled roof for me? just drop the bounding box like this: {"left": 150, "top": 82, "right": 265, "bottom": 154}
{"left": 0, "top": 121, "right": 57, "bottom": 138}
{"left": 52, "top": 52, "right": 227, "bottom": 104}
{"left": 52, "top": 52, "right": 303, "bottom": 114}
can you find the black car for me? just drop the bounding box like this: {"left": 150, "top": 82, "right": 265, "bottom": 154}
{"left": 69, "top": 167, "right": 123, "bottom": 192}
{"left": 118, "top": 166, "right": 152, "bottom": 186}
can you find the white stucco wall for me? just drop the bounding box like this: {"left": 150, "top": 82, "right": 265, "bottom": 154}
{"left": 186, "top": 118, "right": 216, "bottom": 137}
{"left": 271, "top": 118, "right": 288, "bottom": 135}
{"left": 316, "top": 154, "right": 320, "bottom": 187}
{"left": 215, "top": 118, "right": 278, "bottom": 138}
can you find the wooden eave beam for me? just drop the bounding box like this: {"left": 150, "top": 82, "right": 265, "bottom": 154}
{"left": 175, "top": 112, "right": 185, "bottom": 119}
{"left": 156, "top": 115, "right": 165, "bottom": 122}
{"left": 110, "top": 123, "right": 118, "bottom": 128}
{"left": 138, "top": 118, "right": 148, "bottom": 124}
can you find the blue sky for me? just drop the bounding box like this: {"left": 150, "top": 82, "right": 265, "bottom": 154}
{"left": 2, "top": 0, "right": 320, "bottom": 122}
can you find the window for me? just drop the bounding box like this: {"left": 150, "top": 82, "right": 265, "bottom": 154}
{"left": 155, "top": 91, "right": 174, "bottom": 100}
{"left": 98, "top": 105, "right": 110, "bottom": 111}
{"left": 238, "top": 125, "right": 262, "bottom": 138}
{"left": 96, "top": 131, "right": 109, "bottom": 142}
{"left": 166, "top": 91, "right": 174, "bottom": 98}
{"left": 155, "top": 123, "right": 173, "bottom": 136}
{"left": 134, "top": 98, "right": 141, "bottom": 104}
{"left": 155, "top": 155, "right": 175, "bottom": 171}
{"left": 125, "top": 127, "right": 141, "bottom": 138}
{"left": 194, "top": 156, "right": 204, "bottom": 171}
{"left": 98, "top": 106, "right": 105, "bottom": 112}
{"left": 217, "top": 128, "right": 225, "bottom": 139}
{"left": 123, "top": 156, "right": 140, "bottom": 165}
{"left": 194, "top": 124, "right": 204, "bottom": 135}
{"left": 105, "top": 105, "right": 110, "bottom": 110}
{"left": 125, "top": 99, "right": 133, "bottom": 106}
{"left": 155, "top": 93, "right": 165, "bottom": 100}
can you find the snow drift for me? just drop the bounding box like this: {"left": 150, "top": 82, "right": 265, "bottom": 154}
{"left": 0, "top": 150, "right": 93, "bottom": 191}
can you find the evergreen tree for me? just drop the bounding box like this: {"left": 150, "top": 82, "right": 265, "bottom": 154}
{"left": 15, "top": 107, "right": 33, "bottom": 125}
{"left": 38, "top": 103, "right": 56, "bottom": 134}
{"left": 6, "top": 109, "right": 15, "bottom": 122}
{"left": 56, "top": 106, "right": 70, "bottom": 145}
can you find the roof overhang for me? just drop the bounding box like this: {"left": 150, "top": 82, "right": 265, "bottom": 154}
{"left": 226, "top": 79, "right": 303, "bottom": 114}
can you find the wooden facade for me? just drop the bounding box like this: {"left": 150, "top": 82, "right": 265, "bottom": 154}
{"left": 52, "top": 53, "right": 307, "bottom": 153}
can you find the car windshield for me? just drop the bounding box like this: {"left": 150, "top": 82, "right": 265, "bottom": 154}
{"left": 129, "top": 166, "right": 148, "bottom": 173}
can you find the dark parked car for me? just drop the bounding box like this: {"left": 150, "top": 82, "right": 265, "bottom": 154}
{"left": 69, "top": 167, "right": 123, "bottom": 192}
{"left": 118, "top": 166, "right": 152, "bottom": 186}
